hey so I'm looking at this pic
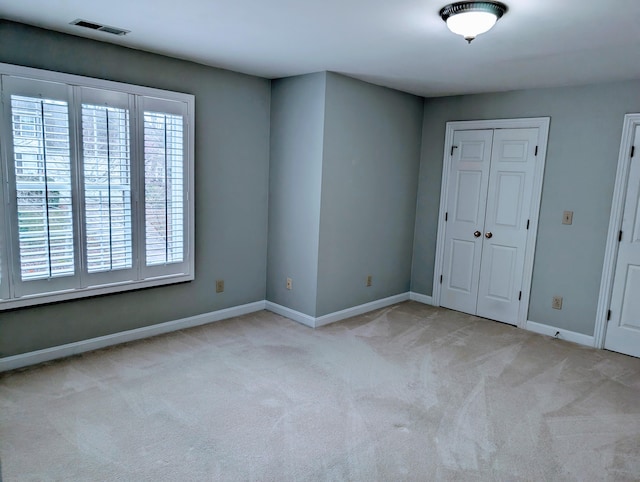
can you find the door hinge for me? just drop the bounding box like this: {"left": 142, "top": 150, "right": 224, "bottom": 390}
{"left": 526, "top": 219, "right": 530, "bottom": 230}
{"left": 607, "top": 310, "right": 611, "bottom": 321}
{"left": 518, "top": 291, "right": 522, "bottom": 301}
{"left": 619, "top": 230, "right": 623, "bottom": 242}
{"left": 535, "top": 146, "right": 539, "bottom": 156}
{"left": 445, "top": 212, "right": 448, "bottom": 222}
{"left": 440, "top": 275, "right": 443, "bottom": 284}
{"left": 631, "top": 146, "right": 635, "bottom": 158}
{"left": 451, "top": 145, "right": 458, "bottom": 156}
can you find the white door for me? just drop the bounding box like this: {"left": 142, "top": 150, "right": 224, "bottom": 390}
{"left": 440, "top": 128, "right": 538, "bottom": 325}
{"left": 476, "top": 129, "right": 538, "bottom": 324}
{"left": 605, "top": 126, "right": 640, "bottom": 357}
{"left": 440, "top": 129, "right": 493, "bottom": 315}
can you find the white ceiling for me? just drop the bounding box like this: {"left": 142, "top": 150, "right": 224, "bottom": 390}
{"left": 3, "top": 0, "right": 640, "bottom": 97}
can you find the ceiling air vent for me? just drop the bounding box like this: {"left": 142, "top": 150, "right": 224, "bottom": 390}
{"left": 70, "top": 19, "right": 130, "bottom": 36}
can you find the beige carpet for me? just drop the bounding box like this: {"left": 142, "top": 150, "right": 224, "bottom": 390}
{"left": 1, "top": 301, "right": 639, "bottom": 481}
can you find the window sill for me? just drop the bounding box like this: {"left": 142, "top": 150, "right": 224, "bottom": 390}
{"left": 0, "top": 274, "right": 194, "bottom": 311}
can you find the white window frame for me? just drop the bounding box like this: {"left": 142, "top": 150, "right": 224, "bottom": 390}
{"left": 138, "top": 96, "right": 191, "bottom": 280}
{"left": 0, "top": 63, "right": 195, "bottom": 310}
{"left": 2, "top": 76, "right": 80, "bottom": 298}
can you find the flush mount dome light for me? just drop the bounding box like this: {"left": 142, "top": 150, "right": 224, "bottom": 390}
{"left": 440, "top": 1, "right": 508, "bottom": 43}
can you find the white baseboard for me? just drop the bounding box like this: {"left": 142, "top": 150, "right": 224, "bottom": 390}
{"left": 315, "top": 293, "right": 410, "bottom": 327}
{"left": 7, "top": 298, "right": 599, "bottom": 372}
{"left": 0, "top": 301, "right": 266, "bottom": 372}
{"left": 410, "top": 292, "right": 434, "bottom": 305}
{"left": 266, "top": 292, "right": 410, "bottom": 329}
{"left": 525, "top": 320, "right": 595, "bottom": 348}
{"left": 264, "top": 302, "right": 315, "bottom": 328}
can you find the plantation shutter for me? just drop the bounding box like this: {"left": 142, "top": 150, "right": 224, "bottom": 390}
{"left": 0, "top": 67, "right": 194, "bottom": 309}
{"left": 2, "top": 76, "right": 79, "bottom": 297}
{"left": 144, "top": 111, "right": 184, "bottom": 265}
{"left": 79, "top": 88, "right": 135, "bottom": 284}
{"left": 139, "top": 96, "right": 190, "bottom": 279}
{"left": 0, "top": 179, "right": 7, "bottom": 300}
{"left": 12, "top": 95, "right": 74, "bottom": 280}
{"left": 0, "top": 256, "right": 5, "bottom": 301}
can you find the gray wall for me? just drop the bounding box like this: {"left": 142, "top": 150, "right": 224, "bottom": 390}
{"left": 412, "top": 80, "right": 640, "bottom": 336}
{"left": 267, "top": 73, "right": 326, "bottom": 316}
{"left": 3, "top": 20, "right": 636, "bottom": 356}
{"left": 316, "top": 73, "right": 423, "bottom": 316}
{"left": 0, "top": 21, "right": 271, "bottom": 357}
{"left": 267, "top": 72, "right": 423, "bottom": 318}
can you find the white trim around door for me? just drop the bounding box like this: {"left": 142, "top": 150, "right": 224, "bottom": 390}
{"left": 594, "top": 113, "right": 640, "bottom": 349}
{"left": 432, "top": 117, "right": 551, "bottom": 328}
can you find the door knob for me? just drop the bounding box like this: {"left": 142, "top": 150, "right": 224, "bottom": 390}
{"left": 474, "top": 231, "right": 481, "bottom": 238}
{"left": 485, "top": 232, "right": 493, "bottom": 239}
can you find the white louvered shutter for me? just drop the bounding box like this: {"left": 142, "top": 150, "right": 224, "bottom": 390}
{"left": 0, "top": 154, "right": 7, "bottom": 301}
{"left": 79, "top": 88, "right": 135, "bottom": 285}
{"left": 140, "top": 96, "right": 189, "bottom": 279}
{"left": 0, "top": 68, "right": 193, "bottom": 309}
{"left": 12, "top": 95, "right": 74, "bottom": 280}
{"left": 2, "top": 76, "right": 80, "bottom": 297}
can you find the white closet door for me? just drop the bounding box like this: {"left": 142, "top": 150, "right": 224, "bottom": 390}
{"left": 476, "top": 128, "right": 539, "bottom": 325}
{"left": 440, "top": 130, "right": 493, "bottom": 315}
{"left": 605, "top": 126, "right": 640, "bottom": 357}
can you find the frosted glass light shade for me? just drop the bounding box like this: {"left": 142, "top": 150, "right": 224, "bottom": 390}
{"left": 446, "top": 11, "right": 497, "bottom": 40}
{"left": 440, "top": 2, "right": 508, "bottom": 43}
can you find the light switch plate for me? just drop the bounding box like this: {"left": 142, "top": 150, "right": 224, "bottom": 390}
{"left": 562, "top": 211, "right": 573, "bottom": 225}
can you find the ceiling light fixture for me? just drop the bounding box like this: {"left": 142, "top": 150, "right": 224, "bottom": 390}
{"left": 440, "top": 1, "right": 507, "bottom": 43}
